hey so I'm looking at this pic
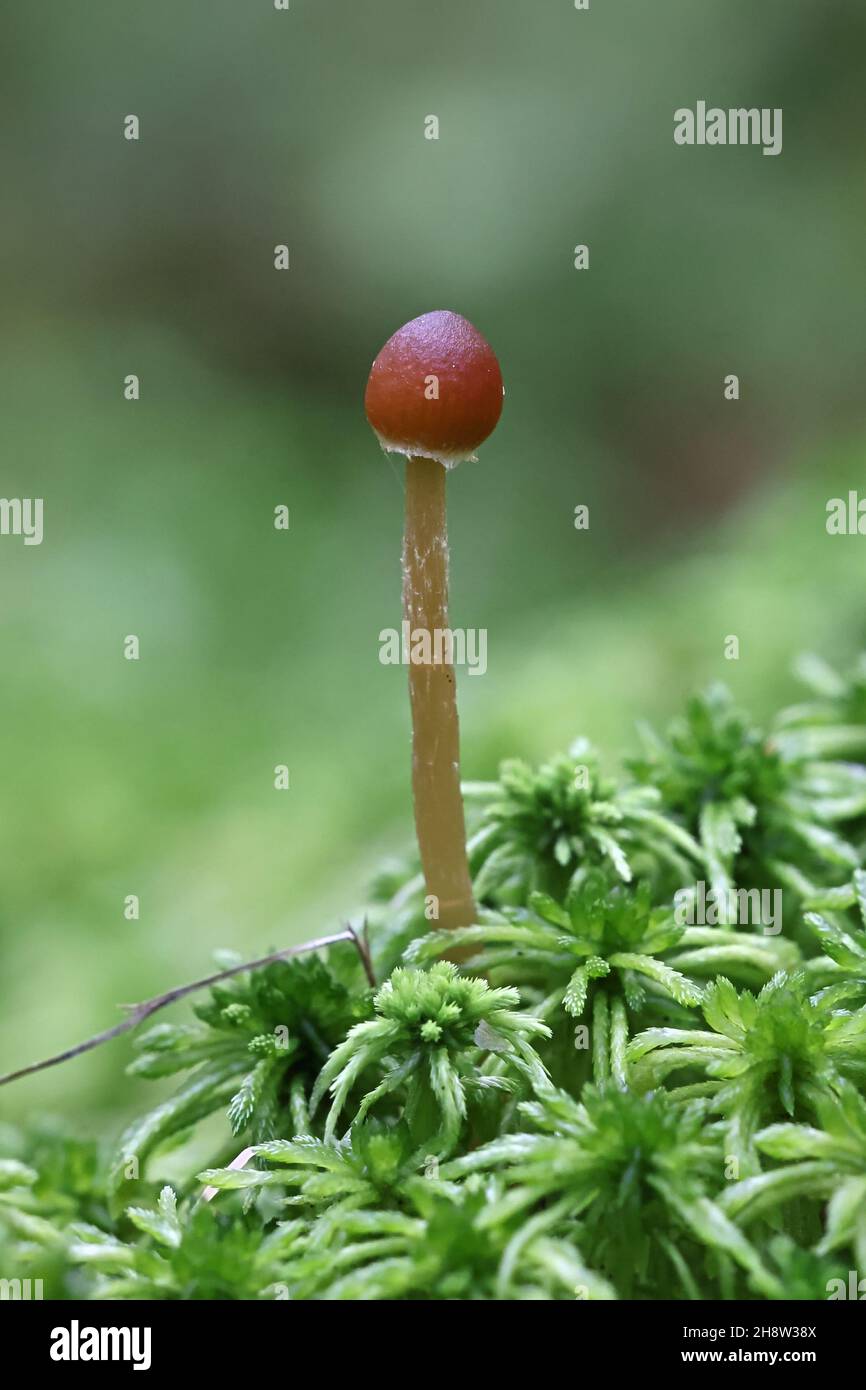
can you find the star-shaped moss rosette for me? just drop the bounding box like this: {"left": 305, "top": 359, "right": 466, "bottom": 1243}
{"left": 199, "top": 1121, "right": 421, "bottom": 1245}
{"left": 198, "top": 1139, "right": 614, "bottom": 1301}
{"left": 440, "top": 1082, "right": 773, "bottom": 1299}
{"left": 628, "top": 972, "right": 866, "bottom": 1176}
{"left": 628, "top": 684, "right": 864, "bottom": 914}
{"left": 406, "top": 870, "right": 792, "bottom": 1074}
{"left": 297, "top": 1180, "right": 615, "bottom": 1301}
{"left": 109, "top": 952, "right": 370, "bottom": 1202}
{"left": 718, "top": 1078, "right": 866, "bottom": 1259}
{"left": 463, "top": 739, "right": 704, "bottom": 905}
{"left": 308, "top": 963, "right": 549, "bottom": 1158}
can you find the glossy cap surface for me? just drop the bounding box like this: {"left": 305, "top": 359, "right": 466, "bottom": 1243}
{"left": 364, "top": 310, "right": 504, "bottom": 466}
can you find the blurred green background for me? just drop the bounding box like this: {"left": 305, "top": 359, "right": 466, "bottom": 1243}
{"left": 1, "top": 0, "right": 864, "bottom": 1137}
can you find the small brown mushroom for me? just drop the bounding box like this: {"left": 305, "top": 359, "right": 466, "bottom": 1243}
{"left": 365, "top": 310, "right": 504, "bottom": 932}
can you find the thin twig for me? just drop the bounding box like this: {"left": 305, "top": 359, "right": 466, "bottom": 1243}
{"left": 0, "top": 927, "right": 371, "bottom": 1089}
{"left": 347, "top": 917, "right": 377, "bottom": 989}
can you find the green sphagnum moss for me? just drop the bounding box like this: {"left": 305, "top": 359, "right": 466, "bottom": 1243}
{"left": 4, "top": 654, "right": 866, "bottom": 1299}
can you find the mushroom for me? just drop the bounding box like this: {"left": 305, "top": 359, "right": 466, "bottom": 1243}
{"left": 365, "top": 310, "right": 504, "bottom": 932}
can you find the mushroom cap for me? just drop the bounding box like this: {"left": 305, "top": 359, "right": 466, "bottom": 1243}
{"left": 364, "top": 310, "right": 504, "bottom": 467}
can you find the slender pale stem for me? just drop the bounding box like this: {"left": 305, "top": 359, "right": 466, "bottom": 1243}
{"left": 403, "top": 455, "right": 476, "bottom": 932}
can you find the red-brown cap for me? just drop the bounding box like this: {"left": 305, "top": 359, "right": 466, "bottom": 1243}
{"left": 364, "top": 310, "right": 504, "bottom": 466}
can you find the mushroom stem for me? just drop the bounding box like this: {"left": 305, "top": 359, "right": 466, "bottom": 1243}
{"left": 403, "top": 455, "right": 476, "bottom": 932}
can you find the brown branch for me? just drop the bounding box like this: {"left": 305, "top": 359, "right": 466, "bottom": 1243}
{"left": 347, "top": 917, "right": 377, "bottom": 989}
{"left": 0, "top": 926, "right": 374, "bottom": 1089}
